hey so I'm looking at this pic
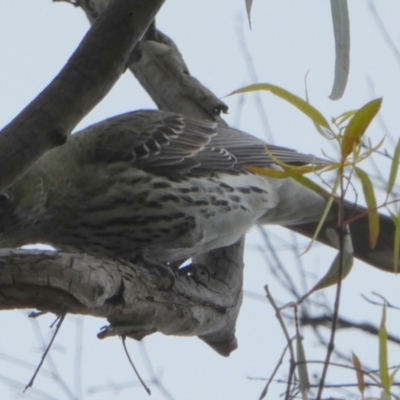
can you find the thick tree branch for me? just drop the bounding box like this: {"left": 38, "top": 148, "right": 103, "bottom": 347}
{"left": 0, "top": 249, "right": 241, "bottom": 356}
{"left": 0, "top": 0, "right": 164, "bottom": 192}
{"left": 79, "top": 1, "right": 228, "bottom": 122}
{"left": 129, "top": 30, "right": 229, "bottom": 122}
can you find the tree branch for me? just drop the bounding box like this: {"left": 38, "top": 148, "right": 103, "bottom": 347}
{"left": 130, "top": 30, "right": 229, "bottom": 121}
{"left": 0, "top": 0, "right": 164, "bottom": 192}
{"left": 0, "top": 249, "right": 241, "bottom": 356}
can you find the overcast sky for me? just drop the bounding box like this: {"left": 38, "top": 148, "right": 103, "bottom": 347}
{"left": 1, "top": 1, "right": 400, "bottom": 399}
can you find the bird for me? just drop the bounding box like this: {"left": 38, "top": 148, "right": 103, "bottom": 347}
{"left": 0, "top": 109, "right": 396, "bottom": 274}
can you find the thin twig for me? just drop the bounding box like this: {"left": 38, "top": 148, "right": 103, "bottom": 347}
{"left": 259, "top": 227, "right": 302, "bottom": 299}
{"left": 259, "top": 343, "right": 290, "bottom": 400}
{"left": 302, "top": 313, "right": 400, "bottom": 345}
{"left": 316, "top": 168, "right": 347, "bottom": 399}
{"left": 302, "top": 359, "right": 400, "bottom": 400}
{"left": 264, "top": 286, "right": 296, "bottom": 400}
{"left": 362, "top": 292, "right": 400, "bottom": 310}
{"left": 138, "top": 342, "right": 176, "bottom": 400}
{"left": 73, "top": 317, "right": 84, "bottom": 399}
{"left": 121, "top": 337, "right": 151, "bottom": 396}
{"left": 250, "top": 376, "right": 400, "bottom": 388}
{"left": 0, "top": 374, "right": 59, "bottom": 400}
{"left": 24, "top": 314, "right": 66, "bottom": 392}
{"left": 235, "top": 15, "right": 274, "bottom": 142}
{"left": 30, "top": 316, "right": 75, "bottom": 399}
{"left": 368, "top": 1, "right": 400, "bottom": 68}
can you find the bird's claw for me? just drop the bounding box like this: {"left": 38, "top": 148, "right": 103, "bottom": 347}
{"left": 177, "top": 263, "right": 210, "bottom": 285}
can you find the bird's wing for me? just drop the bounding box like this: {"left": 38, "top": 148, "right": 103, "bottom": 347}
{"left": 208, "top": 125, "right": 328, "bottom": 168}
{"left": 73, "top": 110, "right": 328, "bottom": 175}
{"left": 76, "top": 110, "right": 216, "bottom": 174}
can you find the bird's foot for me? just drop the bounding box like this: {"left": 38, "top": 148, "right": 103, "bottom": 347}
{"left": 177, "top": 263, "right": 210, "bottom": 286}
{"left": 138, "top": 252, "right": 175, "bottom": 291}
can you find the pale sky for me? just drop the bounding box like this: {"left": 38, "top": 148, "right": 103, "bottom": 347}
{"left": 1, "top": 1, "right": 400, "bottom": 399}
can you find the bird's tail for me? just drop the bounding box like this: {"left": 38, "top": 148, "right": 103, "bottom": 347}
{"left": 287, "top": 201, "right": 397, "bottom": 273}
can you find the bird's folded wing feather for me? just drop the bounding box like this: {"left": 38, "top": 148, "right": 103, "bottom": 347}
{"left": 72, "top": 110, "right": 328, "bottom": 175}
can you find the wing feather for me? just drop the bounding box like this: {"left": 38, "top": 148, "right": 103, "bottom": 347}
{"left": 73, "top": 110, "right": 328, "bottom": 175}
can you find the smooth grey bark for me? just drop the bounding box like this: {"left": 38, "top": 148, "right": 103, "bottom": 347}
{"left": 130, "top": 31, "right": 229, "bottom": 122}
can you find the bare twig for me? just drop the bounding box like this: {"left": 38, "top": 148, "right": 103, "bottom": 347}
{"left": 24, "top": 314, "right": 66, "bottom": 392}
{"left": 235, "top": 15, "right": 273, "bottom": 142}
{"left": 264, "top": 286, "right": 296, "bottom": 400}
{"left": 121, "top": 338, "right": 151, "bottom": 396}
{"left": 302, "top": 314, "right": 400, "bottom": 345}
{"left": 362, "top": 292, "right": 400, "bottom": 311}
{"left": 73, "top": 318, "right": 84, "bottom": 399}
{"left": 316, "top": 168, "right": 347, "bottom": 399}
{"left": 138, "top": 342, "right": 176, "bottom": 400}
{"left": 368, "top": 1, "right": 400, "bottom": 68}
{"left": 258, "top": 343, "right": 290, "bottom": 400}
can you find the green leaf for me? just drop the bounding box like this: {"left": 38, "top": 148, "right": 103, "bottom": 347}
{"left": 227, "top": 83, "right": 331, "bottom": 130}
{"left": 245, "top": 166, "right": 290, "bottom": 179}
{"left": 309, "top": 228, "right": 354, "bottom": 291}
{"left": 286, "top": 171, "right": 333, "bottom": 198}
{"left": 341, "top": 98, "right": 382, "bottom": 159}
{"left": 284, "top": 171, "right": 336, "bottom": 259}
{"left": 299, "top": 174, "right": 339, "bottom": 259}
{"left": 296, "top": 336, "right": 310, "bottom": 400}
{"left": 355, "top": 167, "right": 379, "bottom": 248}
{"left": 390, "top": 211, "right": 400, "bottom": 274}
{"left": 329, "top": 0, "right": 350, "bottom": 100}
{"left": 387, "top": 138, "right": 400, "bottom": 197}
{"left": 352, "top": 353, "right": 365, "bottom": 397}
{"left": 334, "top": 109, "right": 357, "bottom": 126}
{"left": 379, "top": 305, "right": 390, "bottom": 395}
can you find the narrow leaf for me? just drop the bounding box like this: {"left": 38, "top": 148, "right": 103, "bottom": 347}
{"left": 246, "top": 164, "right": 328, "bottom": 179}
{"left": 355, "top": 167, "right": 379, "bottom": 248}
{"left": 245, "top": 144, "right": 329, "bottom": 174}
{"left": 352, "top": 353, "right": 365, "bottom": 397}
{"left": 308, "top": 228, "right": 354, "bottom": 292}
{"left": 329, "top": 0, "right": 350, "bottom": 100}
{"left": 341, "top": 98, "right": 382, "bottom": 159}
{"left": 301, "top": 174, "right": 339, "bottom": 258}
{"left": 335, "top": 109, "right": 357, "bottom": 126}
{"left": 387, "top": 138, "right": 400, "bottom": 196}
{"left": 396, "top": 223, "right": 400, "bottom": 274}
{"left": 247, "top": 163, "right": 333, "bottom": 198}
{"left": 296, "top": 336, "right": 310, "bottom": 400}
{"left": 287, "top": 171, "right": 333, "bottom": 198}
{"left": 390, "top": 211, "right": 400, "bottom": 274}
{"left": 379, "top": 305, "right": 390, "bottom": 394}
{"left": 228, "top": 83, "right": 331, "bottom": 130}
{"left": 245, "top": 0, "right": 253, "bottom": 29}
{"left": 245, "top": 166, "right": 289, "bottom": 179}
